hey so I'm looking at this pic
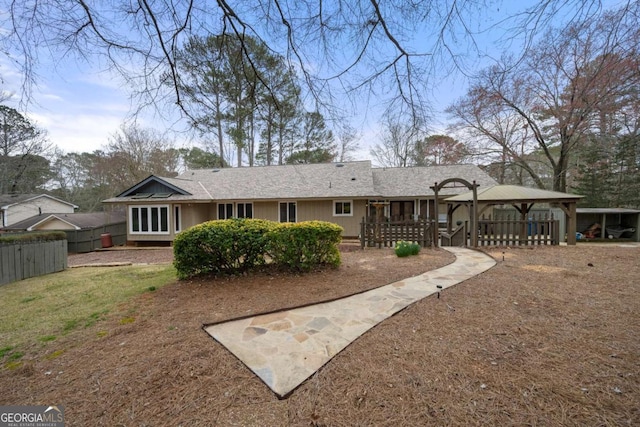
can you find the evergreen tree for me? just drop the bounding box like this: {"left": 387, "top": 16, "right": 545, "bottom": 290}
{"left": 286, "top": 111, "right": 335, "bottom": 164}
{"left": 0, "top": 106, "right": 51, "bottom": 194}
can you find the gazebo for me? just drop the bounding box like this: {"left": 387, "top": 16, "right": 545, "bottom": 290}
{"left": 441, "top": 185, "right": 584, "bottom": 246}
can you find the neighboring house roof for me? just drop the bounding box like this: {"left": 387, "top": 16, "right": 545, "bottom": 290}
{"left": 0, "top": 193, "right": 79, "bottom": 210}
{"left": 1, "top": 211, "right": 126, "bottom": 231}
{"left": 372, "top": 164, "right": 498, "bottom": 198}
{"left": 445, "top": 185, "right": 584, "bottom": 203}
{"left": 104, "top": 161, "right": 500, "bottom": 203}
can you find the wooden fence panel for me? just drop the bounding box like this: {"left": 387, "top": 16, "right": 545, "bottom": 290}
{"left": 477, "top": 213, "right": 559, "bottom": 246}
{"left": 65, "top": 221, "right": 126, "bottom": 253}
{"left": 0, "top": 245, "right": 19, "bottom": 284}
{"left": 0, "top": 240, "right": 68, "bottom": 286}
{"left": 360, "top": 219, "right": 432, "bottom": 248}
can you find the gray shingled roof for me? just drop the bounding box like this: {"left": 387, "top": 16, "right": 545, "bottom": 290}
{"left": 0, "top": 193, "right": 78, "bottom": 208}
{"left": 372, "top": 164, "right": 498, "bottom": 198}
{"left": 182, "top": 161, "right": 375, "bottom": 200}
{"left": 2, "top": 211, "right": 126, "bottom": 231}
{"left": 104, "top": 161, "right": 499, "bottom": 203}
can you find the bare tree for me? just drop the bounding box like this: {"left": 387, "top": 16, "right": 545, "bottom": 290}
{"left": 106, "top": 123, "right": 179, "bottom": 190}
{"left": 336, "top": 124, "right": 361, "bottom": 163}
{"left": 370, "top": 115, "right": 424, "bottom": 167}
{"left": 448, "top": 3, "right": 640, "bottom": 192}
{"left": 448, "top": 80, "right": 544, "bottom": 186}
{"left": 1, "top": 0, "right": 607, "bottom": 129}
{"left": 412, "top": 134, "right": 469, "bottom": 166}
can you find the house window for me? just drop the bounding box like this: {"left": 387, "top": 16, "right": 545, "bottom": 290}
{"left": 237, "top": 203, "right": 253, "bottom": 219}
{"left": 334, "top": 200, "right": 353, "bottom": 216}
{"left": 130, "top": 205, "right": 169, "bottom": 234}
{"left": 390, "top": 200, "right": 415, "bottom": 221}
{"left": 279, "top": 202, "right": 296, "bottom": 222}
{"left": 218, "top": 203, "right": 253, "bottom": 219}
{"left": 218, "top": 203, "right": 234, "bottom": 219}
{"left": 174, "top": 205, "right": 181, "bottom": 232}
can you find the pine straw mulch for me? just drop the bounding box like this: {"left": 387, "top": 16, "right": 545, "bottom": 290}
{"left": 1, "top": 244, "right": 639, "bottom": 426}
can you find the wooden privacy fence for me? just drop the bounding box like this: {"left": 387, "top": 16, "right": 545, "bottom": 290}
{"left": 65, "top": 221, "right": 126, "bottom": 253}
{"left": 360, "top": 218, "right": 433, "bottom": 248}
{"left": 0, "top": 240, "right": 68, "bottom": 285}
{"left": 477, "top": 213, "right": 559, "bottom": 246}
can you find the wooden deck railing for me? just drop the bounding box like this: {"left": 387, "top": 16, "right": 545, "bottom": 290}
{"left": 360, "top": 218, "right": 433, "bottom": 248}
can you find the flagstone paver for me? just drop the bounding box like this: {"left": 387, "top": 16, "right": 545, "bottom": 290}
{"left": 204, "top": 247, "right": 496, "bottom": 397}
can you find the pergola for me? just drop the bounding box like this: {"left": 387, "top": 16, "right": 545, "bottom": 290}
{"left": 442, "top": 185, "right": 584, "bottom": 246}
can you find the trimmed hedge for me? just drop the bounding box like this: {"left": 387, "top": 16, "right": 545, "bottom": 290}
{"left": 173, "top": 218, "right": 276, "bottom": 279}
{"left": 173, "top": 219, "right": 343, "bottom": 279}
{"left": 0, "top": 231, "right": 67, "bottom": 244}
{"left": 267, "top": 221, "right": 343, "bottom": 272}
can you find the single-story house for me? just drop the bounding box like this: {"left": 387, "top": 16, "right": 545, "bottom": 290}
{"left": 1, "top": 211, "right": 126, "bottom": 232}
{"left": 0, "top": 194, "right": 78, "bottom": 228}
{"left": 1, "top": 210, "right": 128, "bottom": 253}
{"left": 103, "top": 161, "right": 497, "bottom": 244}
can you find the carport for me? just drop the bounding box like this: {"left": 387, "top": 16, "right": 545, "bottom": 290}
{"left": 576, "top": 208, "right": 640, "bottom": 241}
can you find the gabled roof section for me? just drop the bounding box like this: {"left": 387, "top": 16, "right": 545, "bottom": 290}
{"left": 28, "top": 215, "right": 82, "bottom": 231}
{"left": 372, "top": 164, "right": 498, "bottom": 198}
{"left": 0, "top": 193, "right": 78, "bottom": 210}
{"left": 104, "top": 162, "right": 500, "bottom": 203}
{"left": 176, "top": 161, "right": 376, "bottom": 200}
{"left": 115, "top": 176, "right": 192, "bottom": 198}
{"left": 445, "top": 185, "right": 583, "bottom": 203}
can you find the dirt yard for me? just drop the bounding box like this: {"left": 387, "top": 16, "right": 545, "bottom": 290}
{"left": 1, "top": 244, "right": 639, "bottom": 426}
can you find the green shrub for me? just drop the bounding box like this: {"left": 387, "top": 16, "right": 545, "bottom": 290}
{"left": 267, "top": 221, "right": 343, "bottom": 272}
{"left": 395, "top": 240, "right": 421, "bottom": 257}
{"left": 173, "top": 218, "right": 276, "bottom": 279}
{"left": 0, "top": 231, "right": 66, "bottom": 244}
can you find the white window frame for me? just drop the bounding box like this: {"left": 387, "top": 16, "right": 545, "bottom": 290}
{"left": 217, "top": 202, "right": 254, "bottom": 219}
{"left": 218, "top": 203, "right": 234, "bottom": 220}
{"left": 174, "top": 205, "right": 182, "bottom": 233}
{"left": 236, "top": 202, "right": 254, "bottom": 219}
{"left": 279, "top": 201, "right": 297, "bottom": 223}
{"left": 333, "top": 200, "right": 353, "bottom": 217}
{"left": 129, "top": 205, "right": 170, "bottom": 234}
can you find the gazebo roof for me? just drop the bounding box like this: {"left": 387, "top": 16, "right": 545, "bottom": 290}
{"left": 445, "top": 185, "right": 583, "bottom": 204}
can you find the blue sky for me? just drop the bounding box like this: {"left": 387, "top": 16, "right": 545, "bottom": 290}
{"left": 2, "top": 58, "right": 135, "bottom": 153}
{"left": 1, "top": 0, "right": 624, "bottom": 158}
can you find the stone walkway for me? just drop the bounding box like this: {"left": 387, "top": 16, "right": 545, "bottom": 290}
{"left": 204, "top": 247, "right": 496, "bottom": 398}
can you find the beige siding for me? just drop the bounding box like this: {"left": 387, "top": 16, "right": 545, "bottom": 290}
{"left": 126, "top": 232, "right": 173, "bottom": 242}
{"left": 297, "top": 199, "right": 366, "bottom": 237}
{"left": 126, "top": 202, "right": 215, "bottom": 242}
{"left": 254, "top": 202, "right": 278, "bottom": 221}
{"left": 34, "top": 218, "right": 77, "bottom": 231}
{"left": 126, "top": 199, "right": 368, "bottom": 242}
{"left": 6, "top": 197, "right": 75, "bottom": 226}
{"left": 181, "top": 203, "right": 214, "bottom": 228}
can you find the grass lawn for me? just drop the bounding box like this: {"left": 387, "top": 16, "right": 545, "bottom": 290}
{"left": 0, "top": 265, "right": 175, "bottom": 367}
